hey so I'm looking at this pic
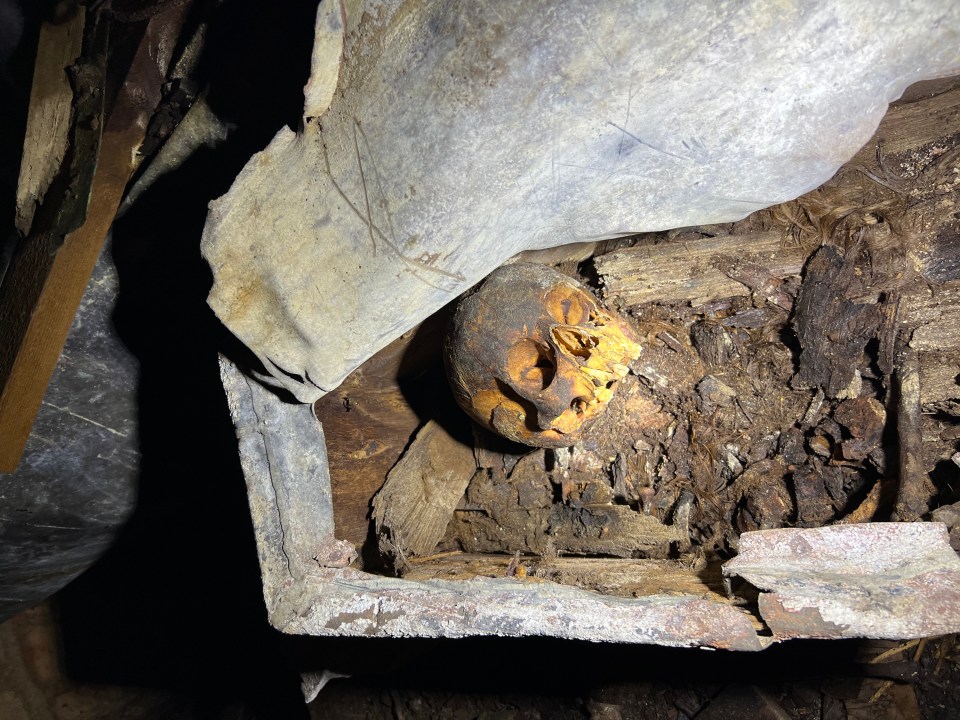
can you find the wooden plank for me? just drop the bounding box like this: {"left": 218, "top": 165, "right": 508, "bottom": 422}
{"left": 0, "top": 143, "right": 137, "bottom": 472}
{"left": 901, "top": 280, "right": 960, "bottom": 353}
{"left": 372, "top": 419, "right": 477, "bottom": 564}
{"left": 13, "top": 3, "right": 85, "bottom": 236}
{"left": 314, "top": 310, "right": 453, "bottom": 559}
{"left": 595, "top": 231, "right": 809, "bottom": 307}
{"left": 900, "top": 280, "right": 960, "bottom": 407}
{"left": 0, "top": 6, "right": 189, "bottom": 472}
{"left": 851, "top": 87, "right": 960, "bottom": 164}
{"left": 893, "top": 347, "right": 934, "bottom": 521}
{"left": 403, "top": 553, "right": 735, "bottom": 604}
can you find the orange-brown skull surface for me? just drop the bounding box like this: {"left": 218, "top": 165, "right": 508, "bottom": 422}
{"left": 444, "top": 263, "right": 642, "bottom": 448}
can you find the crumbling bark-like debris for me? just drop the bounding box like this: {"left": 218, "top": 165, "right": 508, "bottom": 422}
{"left": 833, "top": 396, "right": 886, "bottom": 461}
{"left": 792, "top": 244, "right": 883, "bottom": 398}
{"left": 792, "top": 464, "right": 837, "bottom": 527}
{"left": 730, "top": 458, "right": 793, "bottom": 534}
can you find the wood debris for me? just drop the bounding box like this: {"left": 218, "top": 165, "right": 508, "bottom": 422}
{"left": 314, "top": 86, "right": 960, "bottom": 604}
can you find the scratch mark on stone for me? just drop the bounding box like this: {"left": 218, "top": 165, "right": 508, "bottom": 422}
{"left": 323, "top": 129, "right": 465, "bottom": 290}
{"left": 617, "top": 82, "right": 636, "bottom": 158}
{"left": 27, "top": 522, "right": 84, "bottom": 530}
{"left": 577, "top": 16, "right": 613, "bottom": 69}
{"left": 711, "top": 195, "right": 778, "bottom": 206}
{"left": 352, "top": 121, "right": 379, "bottom": 256}
{"left": 41, "top": 402, "right": 127, "bottom": 437}
{"left": 606, "top": 121, "right": 689, "bottom": 162}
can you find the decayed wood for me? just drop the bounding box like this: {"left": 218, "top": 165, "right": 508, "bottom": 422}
{"left": 373, "top": 419, "right": 477, "bottom": 563}
{"left": 900, "top": 281, "right": 960, "bottom": 353}
{"left": 402, "top": 553, "right": 734, "bottom": 604}
{"left": 447, "top": 502, "right": 684, "bottom": 558}
{"left": 533, "top": 557, "right": 731, "bottom": 603}
{"left": 894, "top": 347, "right": 934, "bottom": 521}
{"left": 850, "top": 86, "right": 960, "bottom": 166}
{"left": 900, "top": 280, "right": 960, "bottom": 407}
{"left": 13, "top": 3, "right": 85, "bottom": 236}
{"left": 315, "top": 378, "right": 420, "bottom": 554}
{"left": 917, "top": 353, "right": 960, "bottom": 408}
{"left": 792, "top": 244, "right": 884, "bottom": 398}
{"left": 0, "top": 6, "right": 189, "bottom": 472}
{"left": 595, "top": 231, "right": 808, "bottom": 308}
{"left": 314, "top": 313, "right": 451, "bottom": 555}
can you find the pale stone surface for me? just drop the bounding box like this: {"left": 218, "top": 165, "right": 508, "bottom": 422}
{"left": 726, "top": 524, "right": 960, "bottom": 639}
{"left": 202, "top": 0, "right": 960, "bottom": 402}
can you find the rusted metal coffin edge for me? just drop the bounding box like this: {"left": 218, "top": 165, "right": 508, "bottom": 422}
{"left": 725, "top": 524, "right": 960, "bottom": 640}
{"left": 220, "top": 357, "right": 960, "bottom": 649}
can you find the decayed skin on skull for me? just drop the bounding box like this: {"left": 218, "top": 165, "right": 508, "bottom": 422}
{"left": 444, "top": 263, "right": 642, "bottom": 448}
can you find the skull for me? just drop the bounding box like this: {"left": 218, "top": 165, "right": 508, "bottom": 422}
{"left": 444, "top": 263, "right": 641, "bottom": 448}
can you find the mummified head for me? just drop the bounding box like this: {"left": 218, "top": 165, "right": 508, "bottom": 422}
{"left": 444, "top": 263, "right": 641, "bottom": 448}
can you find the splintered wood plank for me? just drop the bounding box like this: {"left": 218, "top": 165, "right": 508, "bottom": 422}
{"left": 595, "top": 231, "right": 809, "bottom": 308}
{"left": 851, "top": 86, "right": 960, "bottom": 163}
{"left": 901, "top": 281, "right": 960, "bottom": 353}
{"left": 373, "top": 419, "right": 477, "bottom": 563}
{"left": 0, "top": 7, "right": 189, "bottom": 472}
{"left": 403, "top": 553, "right": 735, "bottom": 604}
{"left": 314, "top": 322, "right": 443, "bottom": 555}
{"left": 14, "top": 3, "right": 85, "bottom": 236}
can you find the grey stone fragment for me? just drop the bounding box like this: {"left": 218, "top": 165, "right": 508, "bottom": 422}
{"left": 0, "top": 245, "right": 139, "bottom": 622}
{"left": 202, "top": 0, "right": 960, "bottom": 402}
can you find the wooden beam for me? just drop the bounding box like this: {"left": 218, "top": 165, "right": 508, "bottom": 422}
{"left": 594, "top": 231, "right": 809, "bottom": 308}
{"left": 0, "top": 4, "right": 190, "bottom": 472}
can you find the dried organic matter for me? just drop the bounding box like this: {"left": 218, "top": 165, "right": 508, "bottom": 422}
{"left": 444, "top": 263, "right": 641, "bottom": 448}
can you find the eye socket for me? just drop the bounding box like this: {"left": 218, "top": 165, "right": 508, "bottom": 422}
{"left": 544, "top": 287, "right": 589, "bottom": 325}
{"left": 551, "top": 326, "right": 598, "bottom": 359}
{"left": 507, "top": 339, "right": 555, "bottom": 389}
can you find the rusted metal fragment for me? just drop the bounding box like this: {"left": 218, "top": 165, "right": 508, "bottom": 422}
{"left": 314, "top": 539, "right": 358, "bottom": 569}
{"left": 756, "top": 597, "right": 850, "bottom": 638}
{"left": 725, "top": 523, "right": 960, "bottom": 640}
